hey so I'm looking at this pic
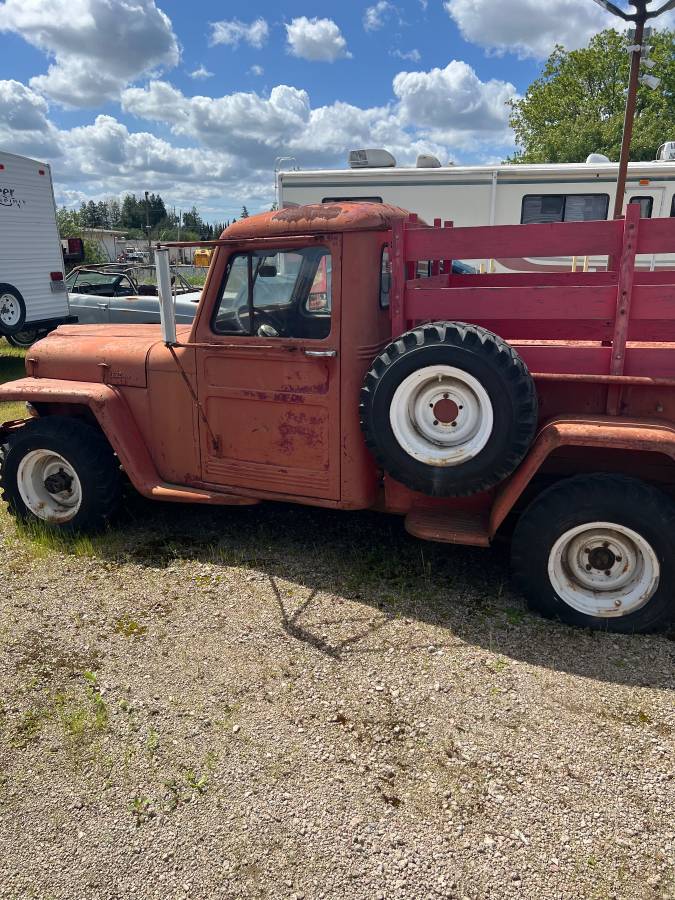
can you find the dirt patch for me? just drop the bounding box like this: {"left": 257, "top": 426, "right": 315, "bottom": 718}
{"left": 0, "top": 498, "right": 673, "bottom": 900}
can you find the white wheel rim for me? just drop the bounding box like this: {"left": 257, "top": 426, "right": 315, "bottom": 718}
{"left": 0, "top": 293, "right": 21, "bottom": 328}
{"left": 389, "top": 365, "right": 494, "bottom": 466}
{"left": 17, "top": 449, "right": 83, "bottom": 523}
{"left": 548, "top": 521, "right": 660, "bottom": 618}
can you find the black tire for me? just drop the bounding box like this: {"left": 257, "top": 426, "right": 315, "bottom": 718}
{"left": 0, "top": 284, "right": 27, "bottom": 336}
{"left": 511, "top": 474, "right": 675, "bottom": 633}
{"left": 6, "top": 328, "right": 41, "bottom": 349}
{"left": 0, "top": 416, "right": 121, "bottom": 533}
{"left": 359, "top": 322, "right": 538, "bottom": 497}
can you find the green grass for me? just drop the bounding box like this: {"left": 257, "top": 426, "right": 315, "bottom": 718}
{"left": 0, "top": 340, "right": 27, "bottom": 421}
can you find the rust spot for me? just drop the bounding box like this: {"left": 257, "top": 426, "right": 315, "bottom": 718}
{"left": 273, "top": 204, "right": 344, "bottom": 224}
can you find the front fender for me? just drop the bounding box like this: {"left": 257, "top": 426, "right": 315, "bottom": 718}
{"left": 0, "top": 377, "right": 160, "bottom": 495}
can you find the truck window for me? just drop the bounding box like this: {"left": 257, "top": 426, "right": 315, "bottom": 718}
{"left": 521, "top": 194, "right": 609, "bottom": 224}
{"left": 628, "top": 196, "right": 653, "bottom": 218}
{"left": 380, "top": 246, "right": 391, "bottom": 308}
{"left": 213, "top": 247, "right": 331, "bottom": 339}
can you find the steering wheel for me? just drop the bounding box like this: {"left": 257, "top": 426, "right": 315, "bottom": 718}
{"left": 255, "top": 312, "right": 286, "bottom": 337}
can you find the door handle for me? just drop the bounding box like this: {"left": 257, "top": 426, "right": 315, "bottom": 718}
{"left": 304, "top": 349, "right": 337, "bottom": 357}
{"left": 97, "top": 302, "right": 109, "bottom": 309}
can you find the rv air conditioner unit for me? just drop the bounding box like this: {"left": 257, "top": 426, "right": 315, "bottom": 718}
{"left": 657, "top": 142, "right": 675, "bottom": 161}
{"left": 586, "top": 153, "right": 611, "bottom": 164}
{"left": 416, "top": 154, "right": 442, "bottom": 168}
{"left": 348, "top": 149, "right": 396, "bottom": 168}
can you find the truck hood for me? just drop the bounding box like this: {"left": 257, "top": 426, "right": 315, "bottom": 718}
{"left": 28, "top": 324, "right": 193, "bottom": 388}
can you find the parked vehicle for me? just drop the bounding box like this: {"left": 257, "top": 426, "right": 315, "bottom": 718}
{"left": 66, "top": 264, "right": 201, "bottom": 325}
{"left": 1, "top": 201, "right": 675, "bottom": 634}
{"left": 279, "top": 149, "right": 675, "bottom": 272}
{"left": 0, "top": 150, "right": 74, "bottom": 344}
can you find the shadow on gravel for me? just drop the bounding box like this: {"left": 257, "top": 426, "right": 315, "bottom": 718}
{"left": 14, "top": 489, "right": 675, "bottom": 690}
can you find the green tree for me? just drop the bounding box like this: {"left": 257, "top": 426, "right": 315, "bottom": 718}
{"left": 241, "top": 205, "right": 249, "bottom": 218}
{"left": 508, "top": 28, "right": 675, "bottom": 164}
{"left": 56, "top": 207, "right": 106, "bottom": 265}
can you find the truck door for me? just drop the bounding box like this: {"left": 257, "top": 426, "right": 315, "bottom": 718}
{"left": 195, "top": 237, "right": 341, "bottom": 501}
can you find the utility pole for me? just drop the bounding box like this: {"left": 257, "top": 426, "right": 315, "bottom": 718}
{"left": 592, "top": 0, "right": 675, "bottom": 217}
{"left": 144, "top": 190, "right": 152, "bottom": 262}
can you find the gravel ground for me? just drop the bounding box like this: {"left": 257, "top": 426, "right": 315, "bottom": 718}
{"left": 0, "top": 493, "right": 673, "bottom": 900}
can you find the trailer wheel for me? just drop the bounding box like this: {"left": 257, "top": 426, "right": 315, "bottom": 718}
{"left": 511, "top": 474, "right": 675, "bottom": 633}
{"left": 360, "top": 322, "right": 538, "bottom": 496}
{"left": 0, "top": 284, "right": 27, "bottom": 336}
{"left": 6, "top": 328, "right": 42, "bottom": 349}
{"left": 0, "top": 416, "right": 121, "bottom": 533}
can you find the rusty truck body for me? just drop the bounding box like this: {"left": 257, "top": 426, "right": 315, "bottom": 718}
{"left": 1, "top": 201, "right": 674, "bottom": 633}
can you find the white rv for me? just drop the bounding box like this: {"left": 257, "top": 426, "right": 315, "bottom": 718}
{"left": 279, "top": 148, "right": 675, "bottom": 272}
{"left": 0, "top": 150, "right": 71, "bottom": 341}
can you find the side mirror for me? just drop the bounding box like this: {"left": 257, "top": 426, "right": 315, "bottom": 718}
{"left": 259, "top": 264, "right": 277, "bottom": 278}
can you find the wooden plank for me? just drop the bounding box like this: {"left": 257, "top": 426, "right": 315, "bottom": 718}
{"left": 636, "top": 217, "right": 675, "bottom": 255}
{"left": 511, "top": 342, "right": 675, "bottom": 379}
{"left": 405, "top": 218, "right": 624, "bottom": 263}
{"left": 390, "top": 217, "right": 406, "bottom": 336}
{"left": 406, "top": 284, "right": 616, "bottom": 320}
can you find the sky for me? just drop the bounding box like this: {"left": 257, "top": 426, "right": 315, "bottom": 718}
{"left": 0, "top": 0, "right": 668, "bottom": 222}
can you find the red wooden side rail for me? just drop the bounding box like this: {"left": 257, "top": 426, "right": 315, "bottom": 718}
{"left": 390, "top": 205, "right": 675, "bottom": 409}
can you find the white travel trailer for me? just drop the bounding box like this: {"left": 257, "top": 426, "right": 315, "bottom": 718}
{"left": 0, "top": 150, "right": 72, "bottom": 341}
{"left": 279, "top": 150, "right": 675, "bottom": 272}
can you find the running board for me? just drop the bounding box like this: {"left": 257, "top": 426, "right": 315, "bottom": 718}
{"left": 404, "top": 506, "right": 490, "bottom": 547}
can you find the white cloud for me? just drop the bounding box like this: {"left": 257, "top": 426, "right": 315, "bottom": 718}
{"left": 0, "top": 0, "right": 179, "bottom": 107}
{"left": 444, "top": 0, "right": 616, "bottom": 59}
{"left": 391, "top": 48, "right": 421, "bottom": 62}
{"left": 0, "top": 79, "right": 60, "bottom": 156}
{"left": 393, "top": 60, "right": 517, "bottom": 147}
{"left": 364, "top": 1, "right": 395, "bottom": 31}
{"left": 209, "top": 17, "right": 269, "bottom": 49}
{"left": 249, "top": 65, "right": 264, "bottom": 77}
{"left": 189, "top": 65, "right": 214, "bottom": 80}
{"left": 285, "top": 17, "right": 352, "bottom": 62}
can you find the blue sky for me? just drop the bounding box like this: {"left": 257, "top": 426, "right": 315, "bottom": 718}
{"left": 0, "top": 0, "right": 654, "bottom": 221}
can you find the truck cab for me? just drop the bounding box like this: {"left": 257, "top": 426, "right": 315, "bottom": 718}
{"left": 2, "top": 201, "right": 675, "bottom": 634}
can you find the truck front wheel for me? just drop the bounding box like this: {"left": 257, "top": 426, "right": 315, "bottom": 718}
{"left": 511, "top": 474, "right": 675, "bottom": 633}
{"left": 1, "top": 416, "right": 121, "bottom": 532}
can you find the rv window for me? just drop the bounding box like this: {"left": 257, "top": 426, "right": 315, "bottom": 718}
{"left": 628, "top": 196, "right": 653, "bottom": 218}
{"left": 322, "top": 196, "right": 383, "bottom": 204}
{"left": 521, "top": 194, "right": 609, "bottom": 224}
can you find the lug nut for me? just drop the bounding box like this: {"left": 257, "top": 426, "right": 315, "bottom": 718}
{"left": 585, "top": 564, "right": 592, "bottom": 571}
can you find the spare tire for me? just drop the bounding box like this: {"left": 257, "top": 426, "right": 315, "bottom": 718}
{"left": 359, "top": 322, "right": 538, "bottom": 497}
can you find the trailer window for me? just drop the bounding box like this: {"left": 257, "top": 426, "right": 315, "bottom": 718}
{"left": 671, "top": 195, "right": 675, "bottom": 217}
{"left": 521, "top": 194, "right": 609, "bottom": 224}
{"left": 213, "top": 247, "right": 331, "bottom": 339}
{"left": 380, "top": 246, "right": 391, "bottom": 308}
{"left": 629, "top": 196, "right": 653, "bottom": 218}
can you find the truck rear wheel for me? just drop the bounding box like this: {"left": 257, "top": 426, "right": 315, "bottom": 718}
{"left": 0, "top": 284, "right": 27, "bottom": 336}
{"left": 511, "top": 474, "right": 675, "bottom": 633}
{"left": 0, "top": 416, "right": 121, "bottom": 532}
{"left": 360, "top": 322, "right": 538, "bottom": 496}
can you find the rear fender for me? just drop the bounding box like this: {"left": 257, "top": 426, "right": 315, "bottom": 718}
{"left": 490, "top": 414, "right": 675, "bottom": 536}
